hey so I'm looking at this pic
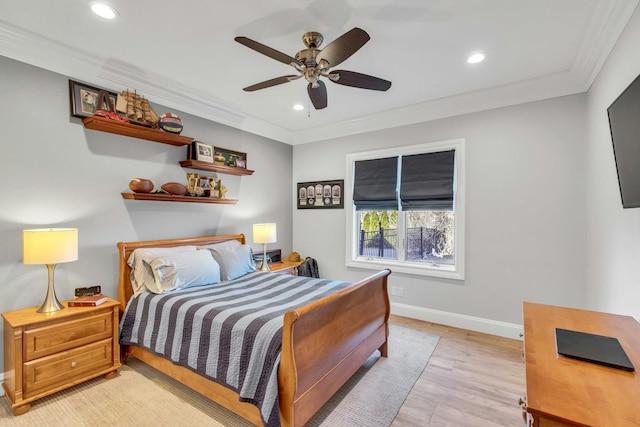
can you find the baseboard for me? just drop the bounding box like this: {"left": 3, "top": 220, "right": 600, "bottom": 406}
{"left": 390, "top": 302, "right": 524, "bottom": 340}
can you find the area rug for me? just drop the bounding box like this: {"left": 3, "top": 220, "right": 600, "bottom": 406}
{"left": 0, "top": 324, "right": 439, "bottom": 427}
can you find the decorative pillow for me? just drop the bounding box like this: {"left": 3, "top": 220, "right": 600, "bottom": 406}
{"left": 204, "top": 241, "right": 256, "bottom": 281}
{"left": 128, "top": 246, "right": 221, "bottom": 295}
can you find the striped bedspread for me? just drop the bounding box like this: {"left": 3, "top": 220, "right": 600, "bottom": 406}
{"left": 119, "top": 271, "right": 351, "bottom": 427}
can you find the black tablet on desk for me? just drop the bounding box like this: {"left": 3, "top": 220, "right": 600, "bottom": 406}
{"left": 555, "top": 328, "right": 635, "bottom": 372}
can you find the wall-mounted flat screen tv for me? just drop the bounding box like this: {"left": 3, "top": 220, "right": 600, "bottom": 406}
{"left": 608, "top": 73, "right": 640, "bottom": 208}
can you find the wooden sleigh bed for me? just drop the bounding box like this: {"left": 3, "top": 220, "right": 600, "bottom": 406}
{"left": 116, "top": 234, "right": 391, "bottom": 427}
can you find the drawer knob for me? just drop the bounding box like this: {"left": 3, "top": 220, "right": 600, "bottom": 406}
{"left": 71, "top": 361, "right": 77, "bottom": 368}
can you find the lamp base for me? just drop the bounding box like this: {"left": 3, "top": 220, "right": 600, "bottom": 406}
{"left": 37, "top": 264, "right": 64, "bottom": 313}
{"left": 259, "top": 263, "right": 271, "bottom": 272}
{"left": 259, "top": 244, "right": 271, "bottom": 271}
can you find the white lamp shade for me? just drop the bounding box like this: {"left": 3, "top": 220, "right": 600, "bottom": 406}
{"left": 23, "top": 228, "right": 78, "bottom": 264}
{"left": 253, "top": 223, "right": 277, "bottom": 244}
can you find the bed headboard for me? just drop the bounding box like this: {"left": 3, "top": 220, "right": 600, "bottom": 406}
{"left": 116, "top": 234, "right": 246, "bottom": 311}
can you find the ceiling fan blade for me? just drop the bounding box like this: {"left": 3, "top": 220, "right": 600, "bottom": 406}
{"left": 307, "top": 80, "right": 327, "bottom": 109}
{"left": 316, "top": 27, "right": 370, "bottom": 67}
{"left": 331, "top": 70, "right": 392, "bottom": 91}
{"left": 235, "top": 36, "right": 302, "bottom": 67}
{"left": 243, "top": 75, "right": 301, "bottom": 92}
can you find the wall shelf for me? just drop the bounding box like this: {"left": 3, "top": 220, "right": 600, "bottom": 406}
{"left": 179, "top": 160, "right": 255, "bottom": 176}
{"left": 83, "top": 116, "right": 194, "bottom": 146}
{"left": 121, "top": 192, "right": 238, "bottom": 204}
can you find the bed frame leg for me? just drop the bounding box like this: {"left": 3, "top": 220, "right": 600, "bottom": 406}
{"left": 378, "top": 340, "right": 388, "bottom": 357}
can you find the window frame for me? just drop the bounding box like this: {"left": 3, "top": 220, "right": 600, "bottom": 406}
{"left": 345, "top": 138, "right": 465, "bottom": 280}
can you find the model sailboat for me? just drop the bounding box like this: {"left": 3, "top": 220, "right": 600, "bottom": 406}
{"left": 116, "top": 90, "right": 159, "bottom": 128}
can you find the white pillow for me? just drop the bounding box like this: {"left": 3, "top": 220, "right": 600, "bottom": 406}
{"left": 128, "top": 247, "right": 194, "bottom": 295}
{"left": 204, "top": 241, "right": 256, "bottom": 281}
{"left": 128, "top": 246, "right": 221, "bottom": 295}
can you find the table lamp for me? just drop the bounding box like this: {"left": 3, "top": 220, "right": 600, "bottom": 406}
{"left": 23, "top": 228, "right": 78, "bottom": 313}
{"left": 253, "top": 223, "right": 276, "bottom": 271}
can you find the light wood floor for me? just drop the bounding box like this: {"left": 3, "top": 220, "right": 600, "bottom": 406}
{"left": 390, "top": 315, "right": 526, "bottom": 426}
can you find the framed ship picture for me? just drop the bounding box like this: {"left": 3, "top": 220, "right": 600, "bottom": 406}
{"left": 297, "top": 179, "right": 344, "bottom": 209}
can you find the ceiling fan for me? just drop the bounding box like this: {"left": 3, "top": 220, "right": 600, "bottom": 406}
{"left": 234, "top": 27, "right": 391, "bottom": 110}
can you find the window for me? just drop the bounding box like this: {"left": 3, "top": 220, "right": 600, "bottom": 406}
{"left": 345, "top": 139, "right": 465, "bottom": 280}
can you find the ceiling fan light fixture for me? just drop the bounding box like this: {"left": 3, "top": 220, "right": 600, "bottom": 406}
{"left": 467, "top": 52, "right": 486, "bottom": 64}
{"left": 90, "top": 2, "right": 118, "bottom": 19}
{"left": 293, "top": 104, "right": 304, "bottom": 111}
{"left": 235, "top": 27, "right": 390, "bottom": 110}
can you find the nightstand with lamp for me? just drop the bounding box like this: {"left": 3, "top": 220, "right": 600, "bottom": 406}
{"left": 2, "top": 228, "right": 121, "bottom": 415}
{"left": 251, "top": 223, "right": 303, "bottom": 275}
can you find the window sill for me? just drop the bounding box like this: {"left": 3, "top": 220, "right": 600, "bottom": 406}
{"left": 346, "top": 258, "right": 464, "bottom": 280}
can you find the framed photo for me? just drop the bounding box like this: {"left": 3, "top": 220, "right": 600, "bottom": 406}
{"left": 297, "top": 179, "right": 344, "bottom": 209}
{"left": 195, "top": 141, "right": 214, "bottom": 163}
{"left": 214, "top": 146, "right": 247, "bottom": 167}
{"left": 198, "top": 176, "right": 210, "bottom": 189}
{"left": 69, "top": 79, "right": 118, "bottom": 118}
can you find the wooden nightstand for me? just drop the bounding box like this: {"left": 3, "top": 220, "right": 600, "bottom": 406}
{"left": 269, "top": 260, "right": 303, "bottom": 276}
{"left": 2, "top": 298, "right": 121, "bottom": 415}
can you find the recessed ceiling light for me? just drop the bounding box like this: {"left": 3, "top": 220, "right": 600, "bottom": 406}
{"left": 293, "top": 104, "right": 304, "bottom": 111}
{"left": 91, "top": 2, "right": 118, "bottom": 19}
{"left": 467, "top": 52, "right": 485, "bottom": 64}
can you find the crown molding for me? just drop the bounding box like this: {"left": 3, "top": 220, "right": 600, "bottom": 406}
{"left": 1, "top": 0, "right": 637, "bottom": 146}
{"left": 0, "top": 20, "right": 293, "bottom": 144}
{"left": 292, "top": 0, "right": 639, "bottom": 145}
{"left": 570, "top": 0, "right": 639, "bottom": 86}
{"left": 292, "top": 70, "right": 588, "bottom": 144}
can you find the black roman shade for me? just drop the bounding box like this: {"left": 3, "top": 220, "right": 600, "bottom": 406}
{"left": 353, "top": 157, "right": 398, "bottom": 210}
{"left": 400, "top": 150, "right": 455, "bottom": 210}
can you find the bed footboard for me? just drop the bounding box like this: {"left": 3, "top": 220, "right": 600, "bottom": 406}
{"left": 278, "top": 269, "right": 391, "bottom": 427}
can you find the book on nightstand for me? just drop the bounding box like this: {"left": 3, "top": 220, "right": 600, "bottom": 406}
{"left": 68, "top": 294, "right": 107, "bottom": 307}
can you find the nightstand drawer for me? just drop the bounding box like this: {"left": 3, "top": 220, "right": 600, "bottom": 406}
{"left": 24, "top": 311, "right": 113, "bottom": 361}
{"left": 23, "top": 338, "right": 113, "bottom": 398}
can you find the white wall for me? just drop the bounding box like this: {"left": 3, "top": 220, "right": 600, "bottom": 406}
{"left": 585, "top": 6, "right": 640, "bottom": 319}
{"left": 293, "top": 94, "right": 587, "bottom": 337}
{"left": 0, "top": 56, "right": 293, "bottom": 371}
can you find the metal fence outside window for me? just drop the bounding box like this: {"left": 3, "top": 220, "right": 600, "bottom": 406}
{"left": 359, "top": 228, "right": 397, "bottom": 258}
{"left": 358, "top": 227, "right": 453, "bottom": 265}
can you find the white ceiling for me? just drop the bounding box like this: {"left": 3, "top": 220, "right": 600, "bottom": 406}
{"left": 0, "top": 0, "right": 637, "bottom": 144}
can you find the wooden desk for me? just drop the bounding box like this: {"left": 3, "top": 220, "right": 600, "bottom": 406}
{"left": 523, "top": 302, "right": 640, "bottom": 426}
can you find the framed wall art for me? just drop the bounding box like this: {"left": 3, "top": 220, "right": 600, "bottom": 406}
{"left": 214, "top": 146, "right": 247, "bottom": 168}
{"left": 69, "top": 79, "right": 118, "bottom": 118}
{"left": 195, "top": 141, "right": 214, "bottom": 163}
{"left": 297, "top": 179, "right": 344, "bottom": 209}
